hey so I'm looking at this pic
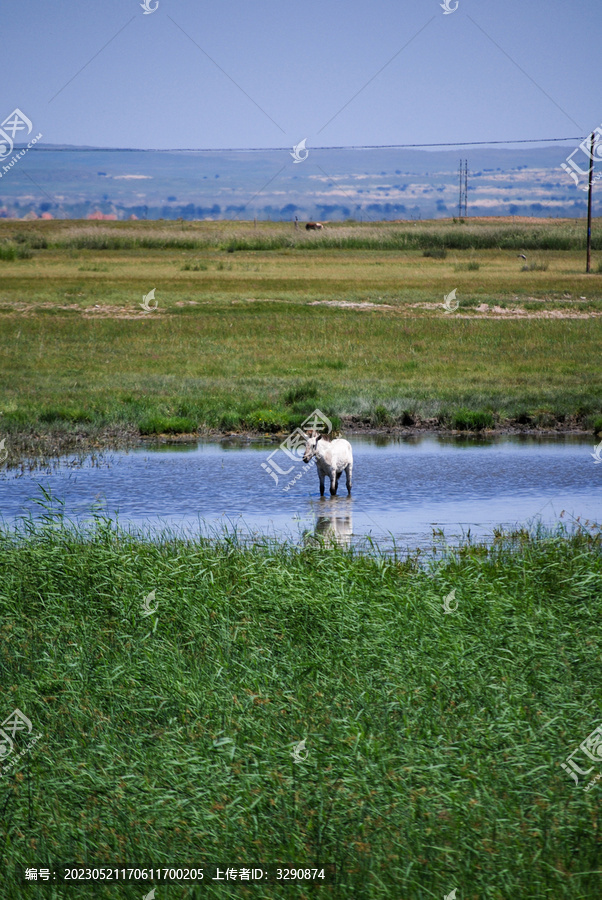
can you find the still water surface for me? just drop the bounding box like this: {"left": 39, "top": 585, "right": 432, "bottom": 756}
{"left": 0, "top": 435, "right": 598, "bottom": 550}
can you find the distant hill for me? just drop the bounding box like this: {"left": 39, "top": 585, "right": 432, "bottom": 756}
{"left": 0, "top": 143, "right": 598, "bottom": 221}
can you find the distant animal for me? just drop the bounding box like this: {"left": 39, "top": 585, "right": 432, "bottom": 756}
{"left": 305, "top": 222, "right": 323, "bottom": 231}
{"left": 518, "top": 254, "right": 527, "bottom": 260}
{"left": 302, "top": 431, "right": 353, "bottom": 496}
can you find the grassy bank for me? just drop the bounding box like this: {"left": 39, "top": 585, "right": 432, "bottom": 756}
{"left": 1, "top": 218, "right": 602, "bottom": 464}
{"left": 1, "top": 519, "right": 601, "bottom": 898}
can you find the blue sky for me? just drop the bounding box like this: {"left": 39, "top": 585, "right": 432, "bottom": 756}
{"left": 2, "top": 0, "right": 601, "bottom": 152}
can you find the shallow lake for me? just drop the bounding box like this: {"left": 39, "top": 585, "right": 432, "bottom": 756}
{"left": 0, "top": 435, "right": 599, "bottom": 551}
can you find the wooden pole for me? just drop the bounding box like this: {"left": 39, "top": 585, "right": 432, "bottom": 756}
{"left": 586, "top": 132, "right": 595, "bottom": 273}
{"left": 458, "top": 159, "right": 462, "bottom": 219}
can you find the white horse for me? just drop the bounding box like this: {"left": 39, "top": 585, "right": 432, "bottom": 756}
{"left": 302, "top": 431, "right": 353, "bottom": 496}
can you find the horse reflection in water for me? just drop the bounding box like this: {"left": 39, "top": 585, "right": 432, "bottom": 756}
{"left": 304, "top": 501, "right": 353, "bottom": 548}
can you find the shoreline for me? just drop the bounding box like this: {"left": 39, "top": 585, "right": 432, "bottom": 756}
{"left": 0, "top": 419, "right": 595, "bottom": 471}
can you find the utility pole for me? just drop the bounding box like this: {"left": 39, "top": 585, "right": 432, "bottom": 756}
{"left": 458, "top": 159, "right": 468, "bottom": 218}
{"left": 586, "top": 132, "right": 595, "bottom": 273}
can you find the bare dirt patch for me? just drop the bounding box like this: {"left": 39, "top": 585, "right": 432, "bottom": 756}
{"left": 409, "top": 301, "right": 602, "bottom": 319}
{"left": 457, "top": 304, "right": 602, "bottom": 319}
{"left": 2, "top": 296, "right": 600, "bottom": 321}
{"left": 308, "top": 300, "right": 397, "bottom": 310}
{"left": 0, "top": 301, "right": 162, "bottom": 319}
{"left": 81, "top": 305, "right": 161, "bottom": 319}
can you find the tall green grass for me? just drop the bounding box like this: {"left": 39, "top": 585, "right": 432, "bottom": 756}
{"left": 48, "top": 227, "right": 602, "bottom": 252}
{"left": 3, "top": 219, "right": 601, "bottom": 253}
{"left": 0, "top": 241, "right": 33, "bottom": 260}
{"left": 1, "top": 515, "right": 601, "bottom": 898}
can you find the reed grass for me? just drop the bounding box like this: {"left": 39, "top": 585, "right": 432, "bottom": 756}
{"left": 2, "top": 218, "right": 602, "bottom": 253}
{"left": 1, "top": 513, "right": 601, "bottom": 898}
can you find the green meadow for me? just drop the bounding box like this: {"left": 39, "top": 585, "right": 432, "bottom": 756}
{"left": 1, "top": 516, "right": 601, "bottom": 899}
{"left": 1, "top": 218, "right": 602, "bottom": 899}
{"left": 0, "top": 218, "right": 602, "bottom": 464}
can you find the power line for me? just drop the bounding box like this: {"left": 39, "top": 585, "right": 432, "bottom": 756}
{"left": 22, "top": 136, "right": 586, "bottom": 153}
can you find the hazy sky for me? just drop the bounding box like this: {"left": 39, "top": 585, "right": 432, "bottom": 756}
{"left": 2, "top": 0, "right": 601, "bottom": 152}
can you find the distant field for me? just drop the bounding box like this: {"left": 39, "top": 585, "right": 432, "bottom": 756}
{"left": 0, "top": 218, "right": 601, "bottom": 462}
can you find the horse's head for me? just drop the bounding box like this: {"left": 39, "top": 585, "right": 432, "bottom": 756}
{"left": 302, "top": 430, "right": 321, "bottom": 463}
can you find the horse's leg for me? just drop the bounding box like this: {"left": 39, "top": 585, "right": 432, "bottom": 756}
{"left": 330, "top": 467, "right": 337, "bottom": 496}
{"left": 346, "top": 462, "right": 352, "bottom": 495}
{"left": 318, "top": 468, "right": 325, "bottom": 497}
